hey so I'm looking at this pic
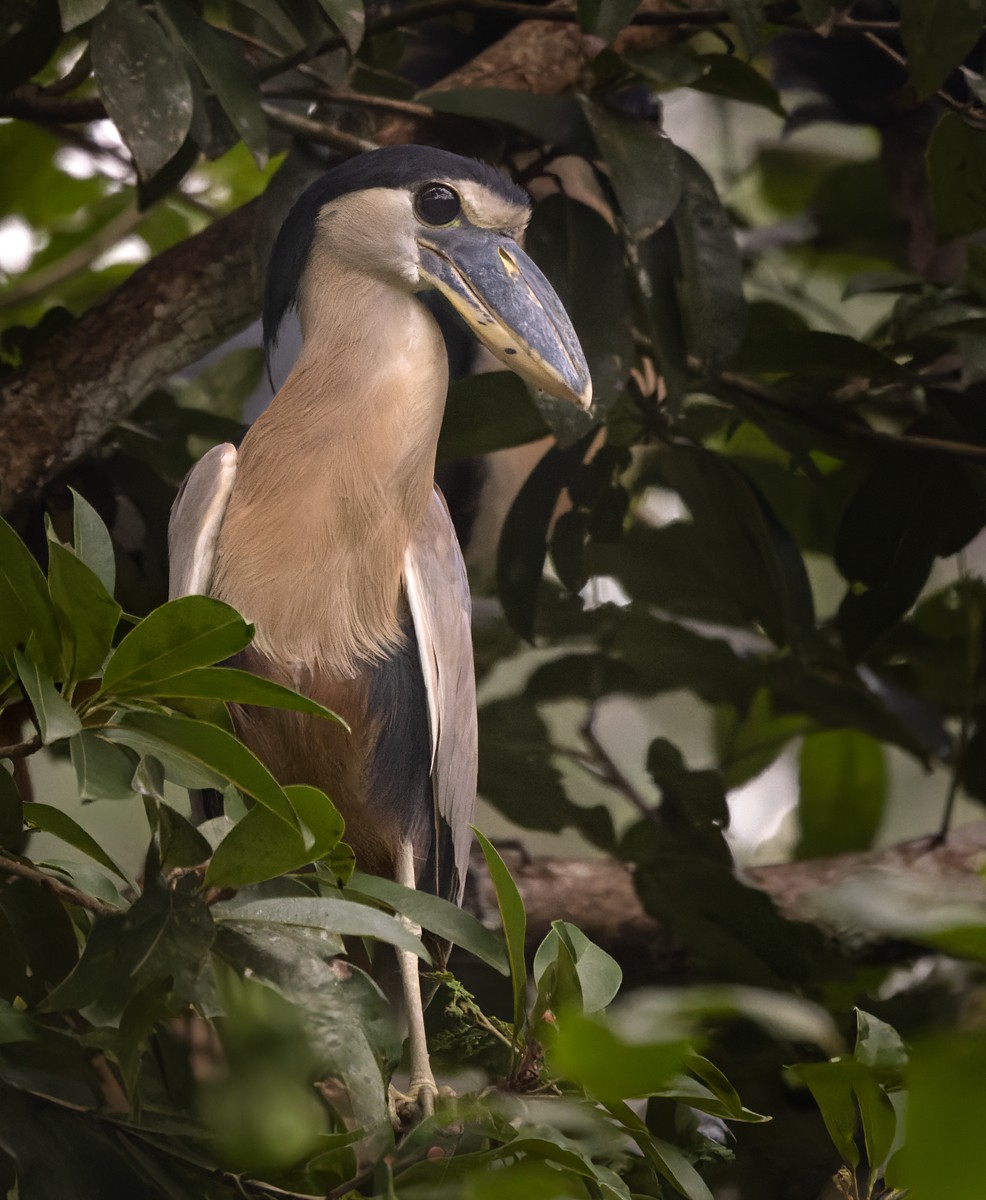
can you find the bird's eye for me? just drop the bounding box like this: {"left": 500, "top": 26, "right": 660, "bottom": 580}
{"left": 415, "top": 183, "right": 461, "bottom": 226}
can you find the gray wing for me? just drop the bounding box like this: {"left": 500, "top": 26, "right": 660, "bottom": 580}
{"left": 403, "top": 487, "right": 478, "bottom": 906}
{"left": 168, "top": 443, "right": 238, "bottom": 599}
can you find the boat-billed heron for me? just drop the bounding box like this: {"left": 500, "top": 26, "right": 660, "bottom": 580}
{"left": 168, "top": 145, "right": 591, "bottom": 1116}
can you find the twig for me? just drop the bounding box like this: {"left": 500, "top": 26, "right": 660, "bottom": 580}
{"left": 0, "top": 851, "right": 118, "bottom": 916}
{"left": 862, "top": 30, "right": 986, "bottom": 128}
{"left": 720, "top": 371, "right": 986, "bottom": 465}
{"left": 260, "top": 83, "right": 434, "bottom": 121}
{"left": 578, "top": 712, "right": 660, "bottom": 827}
{"left": 260, "top": 102, "right": 378, "bottom": 154}
{"left": 0, "top": 734, "right": 41, "bottom": 759}
{"left": 0, "top": 83, "right": 105, "bottom": 122}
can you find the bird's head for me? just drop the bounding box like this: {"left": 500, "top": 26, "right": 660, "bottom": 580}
{"left": 264, "top": 145, "right": 592, "bottom": 409}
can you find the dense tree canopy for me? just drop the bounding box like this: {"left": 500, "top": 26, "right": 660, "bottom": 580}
{"left": 3, "top": 1, "right": 986, "bottom": 1197}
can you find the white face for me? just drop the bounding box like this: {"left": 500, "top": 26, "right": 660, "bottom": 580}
{"left": 305, "top": 175, "right": 591, "bottom": 409}
{"left": 310, "top": 179, "right": 531, "bottom": 289}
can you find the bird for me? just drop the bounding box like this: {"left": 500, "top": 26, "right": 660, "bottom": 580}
{"left": 167, "top": 145, "right": 591, "bottom": 1117}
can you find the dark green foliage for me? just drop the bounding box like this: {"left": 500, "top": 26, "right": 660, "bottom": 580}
{"left": 5, "top": 3, "right": 986, "bottom": 1197}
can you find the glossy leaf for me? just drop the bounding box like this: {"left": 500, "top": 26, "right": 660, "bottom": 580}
{"left": 673, "top": 150, "right": 747, "bottom": 375}
{"left": 526, "top": 195, "right": 635, "bottom": 410}
{"left": 89, "top": 4, "right": 194, "bottom": 179}
{"left": 102, "top": 711, "right": 299, "bottom": 830}
{"left": 59, "top": 0, "right": 109, "bottom": 30}
{"left": 797, "top": 729, "right": 886, "bottom": 858}
{"left": 788, "top": 1059, "right": 860, "bottom": 1170}
{"left": 205, "top": 783, "right": 343, "bottom": 887}
{"left": 70, "top": 730, "right": 139, "bottom": 801}
{"left": 132, "top": 665, "right": 345, "bottom": 723}
{"left": 157, "top": 0, "right": 268, "bottom": 165}
{"left": 496, "top": 435, "right": 592, "bottom": 641}
{"left": 0, "top": 515, "right": 62, "bottom": 678}
{"left": 13, "top": 649, "right": 80, "bottom": 744}
{"left": 534, "top": 921, "right": 622, "bottom": 1015}
{"left": 578, "top": 0, "right": 640, "bottom": 43}
{"left": 347, "top": 870, "right": 508, "bottom": 972}
{"left": 928, "top": 111, "right": 986, "bottom": 241}
{"left": 474, "top": 827, "right": 527, "bottom": 1045}
{"left": 46, "top": 539, "right": 121, "bottom": 683}
{"left": 70, "top": 489, "right": 115, "bottom": 594}
{"left": 214, "top": 894, "right": 428, "bottom": 959}
{"left": 900, "top": 0, "right": 984, "bottom": 100}
{"left": 582, "top": 99, "right": 682, "bottom": 239}
{"left": 315, "top": 0, "right": 365, "bottom": 52}
{"left": 21, "top": 801, "right": 128, "bottom": 881}
{"left": 99, "top": 595, "right": 252, "bottom": 695}
{"left": 158, "top": 802, "right": 212, "bottom": 870}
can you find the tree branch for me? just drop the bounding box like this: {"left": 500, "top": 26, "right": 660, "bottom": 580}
{"left": 0, "top": 851, "right": 118, "bottom": 916}
{"left": 0, "top": 201, "right": 260, "bottom": 511}
{"left": 465, "top": 823, "right": 986, "bottom": 985}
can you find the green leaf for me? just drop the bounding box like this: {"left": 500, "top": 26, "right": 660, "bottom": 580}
{"left": 70, "top": 730, "right": 139, "bottom": 801}
{"left": 607, "top": 1098, "right": 714, "bottom": 1200}
{"left": 899, "top": 1030, "right": 986, "bottom": 1199}
{"left": 724, "top": 0, "right": 766, "bottom": 53}
{"left": 797, "top": 729, "right": 886, "bottom": 858}
{"left": 496, "top": 435, "right": 592, "bottom": 641}
{"left": 673, "top": 150, "right": 747, "bottom": 375}
{"left": 99, "top": 595, "right": 252, "bottom": 695}
{"left": 42, "top": 873, "right": 214, "bottom": 1019}
{"left": 215, "top": 894, "right": 428, "bottom": 959}
{"left": 346, "top": 870, "right": 508, "bottom": 972}
{"left": 205, "top": 783, "right": 343, "bottom": 887}
{"left": 59, "top": 0, "right": 109, "bottom": 31}
{"left": 70, "top": 489, "right": 115, "bottom": 594}
{"left": 900, "top": 0, "right": 985, "bottom": 100}
{"left": 46, "top": 539, "right": 121, "bottom": 683}
{"left": 553, "top": 1013, "right": 689, "bottom": 1102}
{"left": 89, "top": 3, "right": 194, "bottom": 179}
{"left": 159, "top": 802, "right": 212, "bottom": 870}
{"left": 156, "top": 0, "right": 268, "bottom": 165}
{"left": 578, "top": 0, "right": 640, "bottom": 43}
{"left": 582, "top": 100, "right": 682, "bottom": 239}
{"left": 689, "top": 53, "right": 784, "bottom": 114}
{"left": 854, "top": 1070, "right": 896, "bottom": 1179}
{"left": 854, "top": 1009, "right": 907, "bottom": 1080}
{"left": 788, "top": 1059, "right": 860, "bottom": 1170}
{"left": 419, "top": 89, "right": 591, "bottom": 152}
{"left": 0, "top": 515, "right": 62, "bottom": 678}
{"left": 479, "top": 697, "right": 616, "bottom": 849}
{"left": 314, "top": 0, "right": 364, "bottom": 52}
{"left": 103, "top": 710, "right": 300, "bottom": 830}
{"left": 133, "top": 665, "right": 345, "bottom": 724}
{"left": 534, "top": 921, "right": 622, "bottom": 1014}
{"left": 473, "top": 827, "right": 527, "bottom": 1045}
{"left": 656, "top": 444, "right": 815, "bottom": 651}
{"left": 13, "top": 649, "right": 81, "bottom": 744}
{"left": 526, "top": 195, "right": 635, "bottom": 411}
{"left": 928, "top": 111, "right": 986, "bottom": 241}
{"left": 438, "top": 372, "right": 550, "bottom": 461}
{"left": 22, "top": 800, "right": 128, "bottom": 881}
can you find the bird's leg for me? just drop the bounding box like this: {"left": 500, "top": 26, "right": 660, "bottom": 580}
{"left": 395, "top": 844, "right": 438, "bottom": 1119}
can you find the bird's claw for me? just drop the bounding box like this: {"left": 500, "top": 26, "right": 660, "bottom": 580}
{"left": 389, "top": 1080, "right": 449, "bottom": 1131}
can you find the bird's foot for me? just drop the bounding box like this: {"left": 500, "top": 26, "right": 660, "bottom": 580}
{"left": 389, "top": 1078, "right": 450, "bottom": 1131}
